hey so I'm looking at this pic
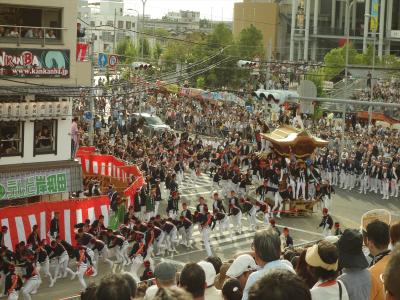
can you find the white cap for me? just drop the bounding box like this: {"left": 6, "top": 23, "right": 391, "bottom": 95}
{"left": 197, "top": 261, "right": 216, "bottom": 287}
{"left": 226, "top": 254, "right": 257, "bottom": 278}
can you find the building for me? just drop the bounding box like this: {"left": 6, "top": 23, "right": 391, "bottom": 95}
{"left": 287, "top": 0, "right": 400, "bottom": 62}
{"left": 78, "top": 0, "right": 138, "bottom": 54}
{"left": 0, "top": 0, "right": 84, "bottom": 207}
{"left": 233, "top": 0, "right": 280, "bottom": 55}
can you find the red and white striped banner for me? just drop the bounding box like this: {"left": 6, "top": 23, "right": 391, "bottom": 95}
{"left": 0, "top": 196, "right": 109, "bottom": 251}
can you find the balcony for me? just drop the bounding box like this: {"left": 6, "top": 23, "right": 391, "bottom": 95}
{"left": 0, "top": 25, "right": 66, "bottom": 46}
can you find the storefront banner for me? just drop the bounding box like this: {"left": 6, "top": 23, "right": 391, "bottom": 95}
{"left": 0, "top": 48, "right": 70, "bottom": 78}
{"left": 370, "top": 0, "right": 379, "bottom": 31}
{"left": 0, "top": 169, "right": 70, "bottom": 200}
{"left": 0, "top": 196, "right": 109, "bottom": 250}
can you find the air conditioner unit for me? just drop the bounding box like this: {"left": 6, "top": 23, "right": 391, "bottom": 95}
{"left": 29, "top": 102, "right": 38, "bottom": 119}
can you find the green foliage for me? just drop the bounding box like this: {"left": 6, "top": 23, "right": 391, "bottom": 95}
{"left": 116, "top": 37, "right": 137, "bottom": 63}
{"left": 237, "top": 24, "right": 265, "bottom": 59}
{"left": 196, "top": 76, "right": 205, "bottom": 89}
{"left": 306, "top": 69, "right": 325, "bottom": 97}
{"left": 139, "top": 37, "right": 151, "bottom": 58}
{"left": 152, "top": 42, "right": 163, "bottom": 60}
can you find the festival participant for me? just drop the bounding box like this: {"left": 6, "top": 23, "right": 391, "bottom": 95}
{"left": 48, "top": 239, "right": 75, "bottom": 287}
{"left": 212, "top": 208, "right": 232, "bottom": 238}
{"left": 154, "top": 179, "right": 163, "bottom": 216}
{"left": 160, "top": 220, "right": 178, "bottom": 255}
{"left": 255, "top": 199, "right": 271, "bottom": 226}
{"left": 211, "top": 192, "right": 226, "bottom": 213}
{"left": 166, "top": 191, "right": 179, "bottom": 219}
{"left": 241, "top": 198, "right": 257, "bottom": 230}
{"left": 4, "top": 264, "right": 23, "bottom": 300}
{"left": 88, "top": 238, "right": 114, "bottom": 270}
{"left": 26, "top": 225, "right": 40, "bottom": 251}
{"left": 177, "top": 215, "right": 193, "bottom": 248}
{"left": 180, "top": 202, "right": 192, "bottom": 221}
{"left": 318, "top": 208, "right": 333, "bottom": 237}
{"left": 296, "top": 163, "right": 307, "bottom": 200}
{"left": 199, "top": 208, "right": 214, "bottom": 257}
{"left": 71, "top": 246, "right": 94, "bottom": 291}
{"left": 196, "top": 196, "right": 208, "bottom": 214}
{"left": 35, "top": 240, "right": 53, "bottom": 287}
{"left": 107, "top": 231, "right": 130, "bottom": 267}
{"left": 20, "top": 253, "right": 41, "bottom": 300}
{"left": 128, "top": 233, "right": 147, "bottom": 282}
{"left": 49, "top": 212, "right": 60, "bottom": 241}
{"left": 228, "top": 203, "right": 242, "bottom": 235}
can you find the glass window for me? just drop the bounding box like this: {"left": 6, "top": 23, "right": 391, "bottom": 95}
{"left": 0, "top": 121, "right": 23, "bottom": 157}
{"left": 126, "top": 21, "right": 131, "bottom": 30}
{"left": 118, "top": 20, "right": 123, "bottom": 29}
{"left": 33, "top": 120, "right": 57, "bottom": 156}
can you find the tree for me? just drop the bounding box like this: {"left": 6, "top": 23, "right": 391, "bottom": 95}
{"left": 152, "top": 42, "right": 163, "bottom": 60}
{"left": 116, "top": 37, "right": 137, "bottom": 63}
{"left": 196, "top": 76, "right": 205, "bottom": 89}
{"left": 139, "top": 37, "right": 151, "bottom": 58}
{"left": 237, "top": 25, "right": 265, "bottom": 59}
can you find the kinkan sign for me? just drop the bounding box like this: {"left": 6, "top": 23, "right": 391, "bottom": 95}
{"left": 0, "top": 170, "right": 69, "bottom": 200}
{"left": 0, "top": 48, "right": 70, "bottom": 78}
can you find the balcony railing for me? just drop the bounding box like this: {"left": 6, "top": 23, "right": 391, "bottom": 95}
{"left": 0, "top": 25, "right": 67, "bottom": 46}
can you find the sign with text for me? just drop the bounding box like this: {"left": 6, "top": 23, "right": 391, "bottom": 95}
{"left": 370, "top": 0, "right": 379, "bottom": 31}
{"left": 0, "top": 170, "right": 69, "bottom": 200}
{"left": 0, "top": 48, "right": 70, "bottom": 78}
{"left": 391, "top": 30, "right": 400, "bottom": 39}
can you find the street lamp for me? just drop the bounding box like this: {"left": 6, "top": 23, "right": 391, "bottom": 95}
{"left": 365, "top": 13, "right": 377, "bottom": 132}
{"left": 141, "top": 0, "right": 147, "bottom": 60}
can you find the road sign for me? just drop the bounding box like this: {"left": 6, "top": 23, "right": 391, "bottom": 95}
{"left": 83, "top": 111, "right": 93, "bottom": 121}
{"left": 109, "top": 55, "right": 118, "bottom": 67}
{"left": 98, "top": 53, "right": 108, "bottom": 67}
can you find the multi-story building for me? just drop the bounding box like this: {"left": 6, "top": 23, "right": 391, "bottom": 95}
{"left": 78, "top": 0, "right": 138, "bottom": 54}
{"left": 233, "top": 0, "right": 280, "bottom": 56}
{"left": 0, "top": 0, "right": 85, "bottom": 207}
{"left": 233, "top": 0, "right": 400, "bottom": 61}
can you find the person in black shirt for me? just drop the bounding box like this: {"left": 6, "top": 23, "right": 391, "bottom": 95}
{"left": 280, "top": 227, "right": 294, "bottom": 249}
{"left": 178, "top": 216, "right": 193, "bottom": 248}
{"left": 167, "top": 191, "right": 179, "bottom": 219}
{"left": 0, "top": 226, "right": 8, "bottom": 249}
{"left": 180, "top": 202, "right": 192, "bottom": 221}
{"left": 212, "top": 208, "right": 232, "bottom": 238}
{"left": 75, "top": 228, "right": 94, "bottom": 246}
{"left": 49, "top": 212, "right": 60, "bottom": 240}
{"left": 4, "top": 264, "right": 22, "bottom": 300}
{"left": 318, "top": 208, "right": 333, "bottom": 237}
{"left": 20, "top": 254, "right": 41, "bottom": 299}
{"left": 35, "top": 240, "right": 53, "bottom": 287}
{"left": 48, "top": 240, "right": 75, "bottom": 287}
{"left": 27, "top": 225, "right": 40, "bottom": 251}
{"left": 88, "top": 238, "right": 114, "bottom": 269}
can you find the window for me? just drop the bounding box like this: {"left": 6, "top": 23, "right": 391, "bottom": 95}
{"left": 0, "top": 121, "right": 23, "bottom": 157}
{"left": 90, "top": 21, "right": 95, "bottom": 28}
{"left": 118, "top": 20, "right": 123, "bottom": 29}
{"left": 106, "top": 20, "right": 113, "bottom": 27}
{"left": 0, "top": 5, "right": 62, "bottom": 41}
{"left": 126, "top": 21, "right": 131, "bottom": 30}
{"left": 33, "top": 120, "right": 57, "bottom": 156}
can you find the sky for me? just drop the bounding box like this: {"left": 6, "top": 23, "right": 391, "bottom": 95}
{"left": 124, "top": 0, "right": 240, "bottom": 21}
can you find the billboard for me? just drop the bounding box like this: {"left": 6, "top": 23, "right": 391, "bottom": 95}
{"left": 0, "top": 48, "right": 70, "bottom": 78}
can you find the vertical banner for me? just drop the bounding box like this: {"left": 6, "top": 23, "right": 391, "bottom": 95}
{"left": 370, "top": 0, "right": 379, "bottom": 31}
{"left": 76, "top": 43, "right": 89, "bottom": 62}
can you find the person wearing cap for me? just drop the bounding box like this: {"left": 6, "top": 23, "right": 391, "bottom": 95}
{"left": 382, "top": 244, "right": 400, "bottom": 300}
{"left": 225, "top": 254, "right": 257, "bottom": 290}
{"left": 242, "top": 228, "right": 295, "bottom": 300}
{"left": 306, "top": 240, "right": 350, "bottom": 300}
{"left": 318, "top": 208, "right": 333, "bottom": 237}
{"left": 365, "top": 220, "right": 391, "bottom": 300}
{"left": 197, "top": 261, "right": 220, "bottom": 300}
{"left": 337, "top": 229, "right": 372, "bottom": 300}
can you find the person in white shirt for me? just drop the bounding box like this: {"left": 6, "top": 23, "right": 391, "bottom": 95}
{"left": 305, "top": 240, "right": 350, "bottom": 300}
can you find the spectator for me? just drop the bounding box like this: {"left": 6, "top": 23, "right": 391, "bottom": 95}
{"left": 248, "top": 269, "right": 311, "bottom": 300}
{"left": 225, "top": 254, "right": 257, "bottom": 290}
{"left": 121, "top": 273, "right": 137, "bottom": 299}
{"left": 80, "top": 283, "right": 97, "bottom": 300}
{"left": 197, "top": 261, "right": 220, "bottom": 300}
{"left": 154, "top": 287, "right": 193, "bottom": 300}
{"left": 296, "top": 249, "right": 318, "bottom": 288}
{"left": 144, "top": 262, "right": 177, "bottom": 300}
{"left": 306, "top": 240, "right": 350, "bottom": 300}
{"left": 382, "top": 244, "right": 400, "bottom": 300}
{"left": 45, "top": 29, "right": 56, "bottom": 39}
{"left": 242, "top": 228, "right": 294, "bottom": 300}
{"left": 180, "top": 263, "right": 206, "bottom": 300}
{"left": 389, "top": 221, "right": 400, "bottom": 249}
{"left": 214, "top": 262, "right": 232, "bottom": 290}
{"left": 96, "top": 274, "right": 132, "bottom": 300}
{"left": 221, "top": 278, "right": 243, "bottom": 300}
{"left": 365, "top": 220, "right": 391, "bottom": 300}
{"left": 337, "top": 229, "right": 371, "bottom": 300}
{"left": 205, "top": 256, "right": 223, "bottom": 274}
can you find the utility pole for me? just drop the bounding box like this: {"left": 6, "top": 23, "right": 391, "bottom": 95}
{"left": 89, "top": 37, "right": 95, "bottom": 146}
{"left": 265, "top": 39, "right": 272, "bottom": 89}
{"left": 141, "top": 0, "right": 147, "bottom": 59}
{"left": 113, "top": 8, "right": 117, "bottom": 54}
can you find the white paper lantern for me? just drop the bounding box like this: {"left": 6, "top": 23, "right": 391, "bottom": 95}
{"left": 47, "top": 102, "right": 54, "bottom": 118}
{"left": 20, "top": 103, "right": 30, "bottom": 119}
{"left": 37, "top": 102, "right": 47, "bottom": 119}
{"left": 29, "top": 102, "right": 38, "bottom": 119}
{"left": 61, "top": 101, "right": 70, "bottom": 117}
{"left": 3, "top": 103, "right": 12, "bottom": 119}
{"left": 11, "top": 103, "right": 20, "bottom": 120}
{"left": 55, "top": 102, "right": 62, "bottom": 117}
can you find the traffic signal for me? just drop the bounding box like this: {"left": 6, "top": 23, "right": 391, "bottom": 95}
{"left": 132, "top": 62, "right": 153, "bottom": 70}
{"left": 237, "top": 60, "right": 258, "bottom": 68}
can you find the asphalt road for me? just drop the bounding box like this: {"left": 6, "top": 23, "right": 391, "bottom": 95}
{"left": 29, "top": 173, "right": 400, "bottom": 300}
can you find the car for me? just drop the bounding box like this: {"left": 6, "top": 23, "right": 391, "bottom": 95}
{"left": 130, "top": 113, "right": 171, "bottom": 135}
